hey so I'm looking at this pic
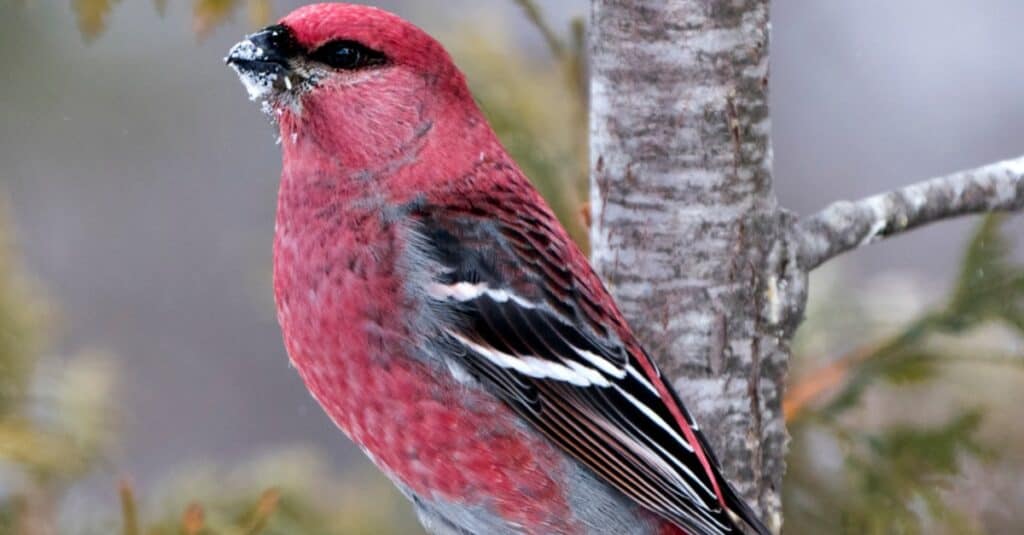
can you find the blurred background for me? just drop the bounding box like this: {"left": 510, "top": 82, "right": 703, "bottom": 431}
{"left": 0, "top": 1, "right": 1021, "bottom": 533}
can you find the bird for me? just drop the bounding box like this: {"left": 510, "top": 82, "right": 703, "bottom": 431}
{"left": 225, "top": 3, "right": 771, "bottom": 535}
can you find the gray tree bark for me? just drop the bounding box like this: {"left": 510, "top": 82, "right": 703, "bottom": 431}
{"left": 589, "top": 1, "right": 791, "bottom": 531}
{"left": 588, "top": 1, "right": 1023, "bottom": 533}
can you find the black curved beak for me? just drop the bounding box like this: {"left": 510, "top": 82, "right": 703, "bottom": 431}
{"left": 226, "top": 24, "right": 302, "bottom": 100}
{"left": 226, "top": 24, "right": 299, "bottom": 71}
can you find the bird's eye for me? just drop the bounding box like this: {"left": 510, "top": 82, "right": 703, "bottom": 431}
{"left": 311, "top": 40, "right": 387, "bottom": 70}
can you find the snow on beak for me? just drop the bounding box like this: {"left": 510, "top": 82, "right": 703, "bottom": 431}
{"left": 226, "top": 24, "right": 299, "bottom": 101}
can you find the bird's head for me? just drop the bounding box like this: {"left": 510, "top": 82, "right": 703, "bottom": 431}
{"left": 226, "top": 3, "right": 481, "bottom": 170}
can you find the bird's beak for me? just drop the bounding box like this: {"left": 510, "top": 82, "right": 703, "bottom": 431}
{"left": 226, "top": 24, "right": 300, "bottom": 102}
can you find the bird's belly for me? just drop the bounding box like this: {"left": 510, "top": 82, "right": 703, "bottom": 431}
{"left": 272, "top": 231, "right": 672, "bottom": 534}
{"left": 283, "top": 317, "right": 584, "bottom": 532}
{"left": 281, "top": 314, "right": 674, "bottom": 534}
{"left": 272, "top": 242, "right": 577, "bottom": 531}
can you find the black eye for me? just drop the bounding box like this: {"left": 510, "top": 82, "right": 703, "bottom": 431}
{"left": 311, "top": 40, "right": 387, "bottom": 70}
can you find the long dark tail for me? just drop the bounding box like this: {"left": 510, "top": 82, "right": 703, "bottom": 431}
{"left": 686, "top": 417, "right": 771, "bottom": 535}
{"left": 720, "top": 478, "right": 771, "bottom": 535}
{"left": 657, "top": 368, "right": 772, "bottom": 535}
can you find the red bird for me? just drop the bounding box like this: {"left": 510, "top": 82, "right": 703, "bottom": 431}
{"left": 227, "top": 4, "right": 770, "bottom": 535}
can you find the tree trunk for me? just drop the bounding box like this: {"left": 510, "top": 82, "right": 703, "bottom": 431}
{"left": 589, "top": 1, "right": 799, "bottom": 531}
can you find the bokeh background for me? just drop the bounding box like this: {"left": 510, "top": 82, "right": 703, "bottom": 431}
{"left": 1, "top": 1, "right": 1022, "bottom": 533}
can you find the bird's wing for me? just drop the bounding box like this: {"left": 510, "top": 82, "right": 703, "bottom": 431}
{"left": 408, "top": 182, "right": 767, "bottom": 535}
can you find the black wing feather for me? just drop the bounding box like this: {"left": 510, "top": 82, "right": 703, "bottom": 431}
{"left": 412, "top": 204, "right": 769, "bottom": 535}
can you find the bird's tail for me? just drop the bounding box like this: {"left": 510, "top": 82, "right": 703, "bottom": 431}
{"left": 719, "top": 479, "right": 771, "bottom": 535}
{"left": 687, "top": 421, "right": 771, "bottom": 535}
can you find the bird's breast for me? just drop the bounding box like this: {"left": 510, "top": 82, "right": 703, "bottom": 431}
{"left": 268, "top": 183, "right": 591, "bottom": 532}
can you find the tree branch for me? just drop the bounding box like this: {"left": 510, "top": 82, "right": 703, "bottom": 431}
{"left": 591, "top": 0, "right": 782, "bottom": 525}
{"left": 797, "top": 155, "right": 1024, "bottom": 270}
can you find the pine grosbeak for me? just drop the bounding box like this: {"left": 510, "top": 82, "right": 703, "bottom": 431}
{"left": 227, "top": 4, "right": 770, "bottom": 535}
